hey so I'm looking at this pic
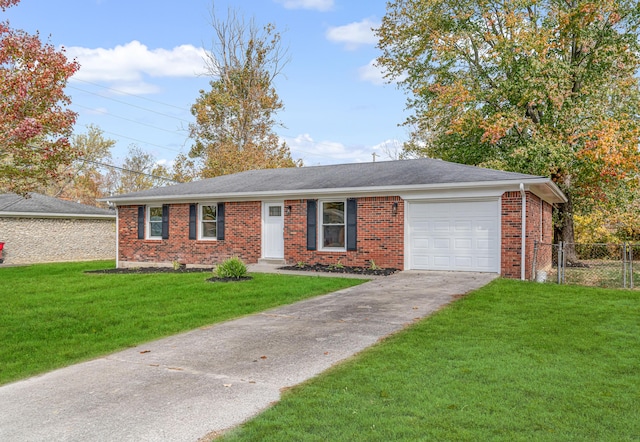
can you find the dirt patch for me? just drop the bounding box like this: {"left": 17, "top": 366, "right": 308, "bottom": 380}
{"left": 206, "top": 276, "right": 253, "bottom": 283}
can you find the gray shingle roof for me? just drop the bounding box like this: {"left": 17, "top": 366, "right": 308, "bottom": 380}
{"left": 0, "top": 193, "right": 115, "bottom": 218}
{"left": 106, "top": 158, "right": 549, "bottom": 202}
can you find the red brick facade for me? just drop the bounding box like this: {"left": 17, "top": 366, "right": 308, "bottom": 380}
{"left": 283, "top": 196, "right": 404, "bottom": 269}
{"left": 117, "top": 192, "right": 553, "bottom": 279}
{"left": 118, "top": 202, "right": 262, "bottom": 267}
{"left": 501, "top": 191, "right": 553, "bottom": 279}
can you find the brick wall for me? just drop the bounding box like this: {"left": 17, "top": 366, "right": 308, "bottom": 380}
{"left": 117, "top": 193, "right": 554, "bottom": 277}
{"left": 501, "top": 191, "right": 553, "bottom": 279}
{"left": 117, "top": 202, "right": 261, "bottom": 267}
{"left": 284, "top": 197, "right": 404, "bottom": 270}
{"left": 0, "top": 217, "right": 115, "bottom": 265}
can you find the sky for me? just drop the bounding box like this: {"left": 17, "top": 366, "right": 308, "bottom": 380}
{"left": 3, "top": 0, "right": 410, "bottom": 168}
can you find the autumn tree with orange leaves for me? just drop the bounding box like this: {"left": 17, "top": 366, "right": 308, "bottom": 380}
{"left": 0, "top": 0, "right": 79, "bottom": 195}
{"left": 377, "top": 0, "right": 640, "bottom": 255}
{"left": 184, "top": 7, "right": 300, "bottom": 180}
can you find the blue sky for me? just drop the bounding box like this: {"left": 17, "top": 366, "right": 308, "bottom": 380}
{"left": 4, "top": 0, "right": 409, "bottom": 168}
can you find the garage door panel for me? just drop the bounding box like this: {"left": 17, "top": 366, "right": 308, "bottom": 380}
{"left": 408, "top": 200, "right": 499, "bottom": 273}
{"left": 434, "top": 238, "right": 450, "bottom": 249}
{"left": 433, "top": 221, "right": 450, "bottom": 232}
{"left": 454, "top": 256, "right": 473, "bottom": 267}
{"left": 454, "top": 238, "right": 472, "bottom": 249}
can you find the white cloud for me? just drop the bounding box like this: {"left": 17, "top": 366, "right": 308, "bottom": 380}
{"left": 326, "top": 18, "right": 379, "bottom": 50}
{"left": 65, "top": 41, "right": 208, "bottom": 92}
{"left": 358, "top": 58, "right": 385, "bottom": 85}
{"left": 285, "top": 133, "right": 394, "bottom": 165}
{"left": 274, "top": 0, "right": 333, "bottom": 11}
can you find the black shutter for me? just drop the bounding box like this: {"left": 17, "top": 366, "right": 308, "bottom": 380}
{"left": 188, "top": 204, "right": 197, "bottom": 240}
{"left": 161, "top": 204, "right": 169, "bottom": 239}
{"left": 217, "top": 202, "right": 225, "bottom": 240}
{"left": 137, "top": 206, "right": 145, "bottom": 239}
{"left": 307, "top": 200, "right": 317, "bottom": 251}
{"left": 346, "top": 198, "right": 357, "bottom": 251}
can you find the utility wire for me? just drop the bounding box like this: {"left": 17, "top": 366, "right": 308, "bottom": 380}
{"left": 71, "top": 78, "right": 192, "bottom": 111}
{"left": 72, "top": 103, "right": 189, "bottom": 137}
{"left": 80, "top": 158, "right": 180, "bottom": 183}
{"left": 69, "top": 85, "right": 192, "bottom": 124}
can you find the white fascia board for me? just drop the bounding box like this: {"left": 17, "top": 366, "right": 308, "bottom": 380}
{"left": 102, "top": 178, "right": 565, "bottom": 205}
{"left": 0, "top": 212, "right": 116, "bottom": 219}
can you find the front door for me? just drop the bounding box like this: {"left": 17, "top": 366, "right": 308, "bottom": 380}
{"left": 263, "top": 202, "right": 285, "bottom": 259}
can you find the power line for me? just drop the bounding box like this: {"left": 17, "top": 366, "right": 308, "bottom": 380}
{"left": 71, "top": 78, "right": 192, "bottom": 112}
{"left": 69, "top": 85, "right": 192, "bottom": 124}
{"left": 78, "top": 124, "right": 186, "bottom": 154}
{"left": 80, "top": 158, "right": 180, "bottom": 183}
{"left": 72, "top": 102, "right": 189, "bottom": 137}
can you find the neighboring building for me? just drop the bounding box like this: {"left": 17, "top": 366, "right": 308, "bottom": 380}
{"left": 102, "top": 159, "right": 566, "bottom": 279}
{"left": 0, "top": 193, "right": 116, "bottom": 265}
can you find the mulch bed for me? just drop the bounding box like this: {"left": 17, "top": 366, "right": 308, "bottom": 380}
{"left": 86, "top": 266, "right": 253, "bottom": 282}
{"left": 279, "top": 263, "right": 398, "bottom": 276}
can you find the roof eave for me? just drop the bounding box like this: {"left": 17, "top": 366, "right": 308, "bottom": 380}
{"left": 0, "top": 212, "right": 116, "bottom": 219}
{"left": 102, "top": 177, "right": 566, "bottom": 205}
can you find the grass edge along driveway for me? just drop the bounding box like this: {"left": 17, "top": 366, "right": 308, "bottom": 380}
{"left": 0, "top": 260, "right": 366, "bottom": 386}
{"left": 221, "top": 279, "right": 640, "bottom": 442}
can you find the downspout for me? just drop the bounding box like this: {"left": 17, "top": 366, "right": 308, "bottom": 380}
{"left": 115, "top": 205, "right": 119, "bottom": 269}
{"left": 519, "top": 183, "right": 526, "bottom": 281}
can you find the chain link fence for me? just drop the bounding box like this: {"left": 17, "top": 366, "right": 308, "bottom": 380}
{"left": 532, "top": 242, "right": 638, "bottom": 289}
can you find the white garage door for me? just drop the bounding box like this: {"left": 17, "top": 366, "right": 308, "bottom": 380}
{"left": 407, "top": 200, "right": 500, "bottom": 272}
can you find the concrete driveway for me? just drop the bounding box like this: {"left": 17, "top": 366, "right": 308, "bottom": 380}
{"left": 0, "top": 270, "right": 496, "bottom": 442}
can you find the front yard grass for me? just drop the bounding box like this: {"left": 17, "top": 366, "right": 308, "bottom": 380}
{"left": 0, "top": 260, "right": 365, "bottom": 386}
{"left": 222, "top": 280, "right": 640, "bottom": 442}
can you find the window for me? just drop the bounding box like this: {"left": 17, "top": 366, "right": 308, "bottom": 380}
{"left": 321, "top": 201, "right": 345, "bottom": 249}
{"left": 199, "top": 204, "right": 217, "bottom": 239}
{"left": 269, "top": 205, "right": 282, "bottom": 217}
{"left": 147, "top": 206, "right": 163, "bottom": 239}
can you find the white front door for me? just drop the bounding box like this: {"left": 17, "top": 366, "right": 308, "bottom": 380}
{"left": 263, "top": 202, "right": 285, "bottom": 259}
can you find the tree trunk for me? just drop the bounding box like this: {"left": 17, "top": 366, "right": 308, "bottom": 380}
{"left": 557, "top": 191, "right": 579, "bottom": 264}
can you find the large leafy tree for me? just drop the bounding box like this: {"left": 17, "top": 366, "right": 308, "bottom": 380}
{"left": 377, "top": 0, "right": 640, "bottom": 254}
{"left": 114, "top": 145, "right": 173, "bottom": 194}
{"left": 45, "top": 125, "right": 116, "bottom": 206}
{"left": 0, "top": 0, "right": 79, "bottom": 195}
{"left": 185, "top": 7, "right": 300, "bottom": 178}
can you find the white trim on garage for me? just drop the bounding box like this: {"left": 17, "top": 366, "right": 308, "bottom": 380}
{"left": 405, "top": 198, "right": 501, "bottom": 273}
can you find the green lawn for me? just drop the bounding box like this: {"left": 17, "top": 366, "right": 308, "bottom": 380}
{"left": 221, "top": 280, "right": 640, "bottom": 442}
{"left": 0, "top": 260, "right": 365, "bottom": 386}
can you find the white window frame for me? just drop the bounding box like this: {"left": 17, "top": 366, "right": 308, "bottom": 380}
{"left": 319, "top": 199, "right": 346, "bottom": 251}
{"left": 198, "top": 203, "right": 218, "bottom": 240}
{"left": 146, "top": 205, "right": 163, "bottom": 240}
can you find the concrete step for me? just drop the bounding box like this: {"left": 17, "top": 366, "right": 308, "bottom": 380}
{"left": 258, "top": 258, "right": 286, "bottom": 265}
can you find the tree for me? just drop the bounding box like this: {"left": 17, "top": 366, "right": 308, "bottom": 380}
{"left": 115, "top": 145, "right": 174, "bottom": 194}
{"left": 376, "top": 0, "right": 640, "bottom": 257}
{"left": 45, "top": 125, "right": 116, "bottom": 206}
{"left": 0, "top": 0, "right": 79, "bottom": 195}
{"left": 185, "top": 6, "right": 301, "bottom": 178}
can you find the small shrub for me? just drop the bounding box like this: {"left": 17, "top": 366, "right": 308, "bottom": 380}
{"left": 328, "top": 259, "right": 344, "bottom": 270}
{"left": 368, "top": 260, "right": 381, "bottom": 270}
{"left": 172, "top": 260, "right": 184, "bottom": 270}
{"left": 214, "top": 257, "right": 248, "bottom": 279}
{"left": 296, "top": 261, "right": 307, "bottom": 268}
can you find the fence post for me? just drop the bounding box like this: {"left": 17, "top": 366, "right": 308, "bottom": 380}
{"left": 557, "top": 241, "right": 563, "bottom": 284}
{"left": 532, "top": 240, "right": 538, "bottom": 282}
{"left": 631, "top": 244, "right": 634, "bottom": 289}
{"left": 623, "top": 243, "right": 628, "bottom": 289}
